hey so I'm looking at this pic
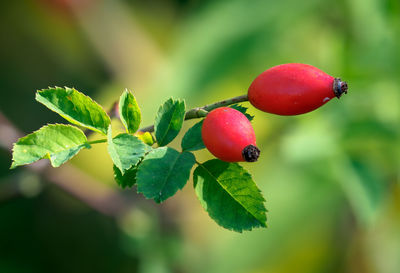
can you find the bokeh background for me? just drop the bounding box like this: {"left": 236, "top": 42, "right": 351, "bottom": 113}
{"left": 0, "top": 0, "right": 399, "bottom": 272}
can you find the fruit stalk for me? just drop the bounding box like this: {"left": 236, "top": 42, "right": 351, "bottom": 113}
{"left": 138, "top": 94, "right": 249, "bottom": 133}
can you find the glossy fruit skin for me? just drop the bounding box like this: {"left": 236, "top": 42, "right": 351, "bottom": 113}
{"left": 202, "top": 107, "right": 257, "bottom": 162}
{"left": 248, "top": 63, "right": 346, "bottom": 115}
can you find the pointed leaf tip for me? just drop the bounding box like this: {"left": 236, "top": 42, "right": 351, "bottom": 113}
{"left": 230, "top": 104, "right": 254, "bottom": 121}
{"left": 181, "top": 120, "right": 205, "bottom": 152}
{"left": 11, "top": 124, "right": 88, "bottom": 168}
{"left": 36, "top": 87, "right": 110, "bottom": 135}
{"left": 154, "top": 98, "right": 186, "bottom": 146}
{"left": 119, "top": 90, "right": 141, "bottom": 134}
{"left": 193, "top": 159, "right": 267, "bottom": 232}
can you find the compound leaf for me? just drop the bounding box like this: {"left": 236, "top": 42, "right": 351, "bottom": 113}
{"left": 154, "top": 98, "right": 185, "bottom": 146}
{"left": 181, "top": 120, "right": 205, "bottom": 151}
{"left": 36, "top": 87, "right": 110, "bottom": 135}
{"left": 230, "top": 104, "right": 254, "bottom": 121}
{"left": 107, "top": 127, "right": 146, "bottom": 175}
{"left": 193, "top": 159, "right": 267, "bottom": 232}
{"left": 136, "top": 147, "right": 195, "bottom": 203}
{"left": 119, "top": 90, "right": 141, "bottom": 134}
{"left": 11, "top": 124, "right": 89, "bottom": 169}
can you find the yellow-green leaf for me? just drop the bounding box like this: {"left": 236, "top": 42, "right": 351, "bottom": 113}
{"left": 36, "top": 87, "right": 110, "bottom": 135}
{"left": 119, "top": 89, "right": 141, "bottom": 134}
{"left": 11, "top": 124, "right": 89, "bottom": 169}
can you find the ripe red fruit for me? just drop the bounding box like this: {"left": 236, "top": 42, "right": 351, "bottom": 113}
{"left": 248, "top": 63, "right": 348, "bottom": 115}
{"left": 202, "top": 107, "right": 260, "bottom": 162}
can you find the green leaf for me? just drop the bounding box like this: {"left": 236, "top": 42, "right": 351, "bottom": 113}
{"left": 113, "top": 164, "right": 138, "bottom": 188}
{"left": 112, "top": 146, "right": 152, "bottom": 188}
{"left": 154, "top": 98, "right": 186, "bottom": 146}
{"left": 11, "top": 124, "right": 89, "bottom": 169}
{"left": 119, "top": 89, "right": 141, "bottom": 134}
{"left": 107, "top": 127, "right": 146, "bottom": 174}
{"left": 230, "top": 104, "right": 254, "bottom": 121}
{"left": 181, "top": 120, "right": 205, "bottom": 151}
{"left": 143, "top": 143, "right": 153, "bottom": 153}
{"left": 136, "top": 147, "right": 195, "bottom": 203}
{"left": 50, "top": 146, "right": 87, "bottom": 167}
{"left": 193, "top": 159, "right": 267, "bottom": 232}
{"left": 36, "top": 87, "right": 111, "bottom": 135}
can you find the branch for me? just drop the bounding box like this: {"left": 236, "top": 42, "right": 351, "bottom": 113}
{"left": 138, "top": 94, "right": 249, "bottom": 133}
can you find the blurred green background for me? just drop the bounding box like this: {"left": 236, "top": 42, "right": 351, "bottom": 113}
{"left": 0, "top": 0, "right": 399, "bottom": 272}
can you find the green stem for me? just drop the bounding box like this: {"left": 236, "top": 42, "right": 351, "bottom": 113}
{"left": 87, "top": 139, "right": 107, "bottom": 145}
{"left": 138, "top": 94, "right": 249, "bottom": 133}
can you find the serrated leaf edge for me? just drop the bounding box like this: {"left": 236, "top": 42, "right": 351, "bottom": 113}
{"left": 196, "top": 162, "right": 267, "bottom": 228}
{"left": 119, "top": 89, "right": 141, "bottom": 134}
{"left": 36, "top": 86, "right": 111, "bottom": 135}
{"left": 136, "top": 148, "right": 194, "bottom": 203}
{"left": 107, "top": 126, "right": 146, "bottom": 175}
{"left": 181, "top": 120, "right": 205, "bottom": 152}
{"left": 155, "top": 98, "right": 186, "bottom": 146}
{"left": 230, "top": 104, "right": 255, "bottom": 121}
{"left": 10, "top": 123, "right": 88, "bottom": 169}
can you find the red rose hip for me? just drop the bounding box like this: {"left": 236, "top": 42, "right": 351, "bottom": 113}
{"left": 248, "top": 63, "right": 348, "bottom": 115}
{"left": 202, "top": 107, "right": 260, "bottom": 162}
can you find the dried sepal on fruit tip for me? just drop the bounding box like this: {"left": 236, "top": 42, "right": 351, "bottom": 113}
{"left": 242, "top": 144, "right": 260, "bottom": 162}
{"left": 333, "top": 78, "right": 348, "bottom": 98}
{"left": 248, "top": 63, "right": 349, "bottom": 115}
{"left": 202, "top": 107, "right": 259, "bottom": 162}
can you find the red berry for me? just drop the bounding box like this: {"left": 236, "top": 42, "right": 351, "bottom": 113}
{"left": 202, "top": 107, "right": 260, "bottom": 162}
{"left": 248, "top": 63, "right": 348, "bottom": 115}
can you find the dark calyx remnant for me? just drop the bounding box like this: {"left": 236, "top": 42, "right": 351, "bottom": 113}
{"left": 242, "top": 144, "right": 260, "bottom": 162}
{"left": 333, "top": 78, "right": 348, "bottom": 98}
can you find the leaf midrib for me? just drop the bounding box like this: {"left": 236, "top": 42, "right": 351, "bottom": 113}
{"left": 20, "top": 125, "right": 86, "bottom": 154}
{"left": 155, "top": 151, "right": 181, "bottom": 201}
{"left": 36, "top": 90, "right": 109, "bottom": 135}
{"left": 157, "top": 101, "right": 182, "bottom": 145}
{"left": 197, "top": 163, "right": 263, "bottom": 224}
{"left": 12, "top": 125, "right": 88, "bottom": 167}
{"left": 121, "top": 93, "right": 140, "bottom": 133}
